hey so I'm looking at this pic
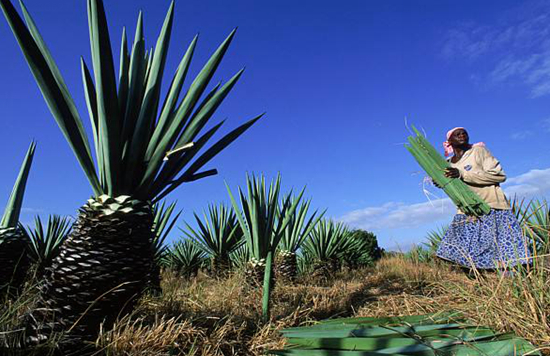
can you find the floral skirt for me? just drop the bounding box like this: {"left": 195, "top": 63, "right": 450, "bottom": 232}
{"left": 436, "top": 209, "right": 532, "bottom": 269}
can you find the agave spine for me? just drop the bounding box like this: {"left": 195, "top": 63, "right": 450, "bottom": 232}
{"left": 0, "top": 141, "right": 36, "bottom": 294}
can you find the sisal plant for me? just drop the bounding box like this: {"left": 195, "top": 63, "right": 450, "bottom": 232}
{"left": 183, "top": 203, "right": 243, "bottom": 276}
{"left": 276, "top": 194, "right": 324, "bottom": 282}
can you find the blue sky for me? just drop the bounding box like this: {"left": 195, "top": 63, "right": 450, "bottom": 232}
{"left": 0, "top": 0, "right": 549, "bottom": 250}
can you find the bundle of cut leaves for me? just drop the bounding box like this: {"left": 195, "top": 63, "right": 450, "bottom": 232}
{"left": 269, "top": 311, "right": 541, "bottom": 355}
{"left": 406, "top": 126, "right": 490, "bottom": 217}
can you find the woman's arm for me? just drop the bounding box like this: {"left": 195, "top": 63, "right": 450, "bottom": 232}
{"left": 457, "top": 147, "right": 506, "bottom": 185}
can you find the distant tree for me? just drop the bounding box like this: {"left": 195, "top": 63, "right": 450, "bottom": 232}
{"left": 349, "top": 229, "right": 383, "bottom": 262}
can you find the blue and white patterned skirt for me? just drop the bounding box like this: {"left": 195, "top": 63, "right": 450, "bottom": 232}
{"left": 436, "top": 209, "right": 532, "bottom": 269}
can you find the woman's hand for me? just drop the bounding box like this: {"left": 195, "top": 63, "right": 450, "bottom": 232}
{"left": 444, "top": 167, "right": 460, "bottom": 179}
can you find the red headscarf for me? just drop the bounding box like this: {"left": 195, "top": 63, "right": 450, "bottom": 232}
{"left": 443, "top": 127, "right": 485, "bottom": 157}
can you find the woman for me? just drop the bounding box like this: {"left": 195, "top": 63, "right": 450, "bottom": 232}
{"left": 435, "top": 127, "right": 531, "bottom": 270}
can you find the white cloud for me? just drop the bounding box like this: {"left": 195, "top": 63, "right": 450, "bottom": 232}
{"left": 441, "top": 24, "right": 493, "bottom": 61}
{"left": 504, "top": 168, "right": 550, "bottom": 197}
{"left": 341, "top": 167, "right": 550, "bottom": 232}
{"left": 341, "top": 198, "right": 454, "bottom": 231}
{"left": 541, "top": 118, "right": 550, "bottom": 131}
{"left": 490, "top": 54, "right": 541, "bottom": 83}
{"left": 0, "top": 207, "right": 43, "bottom": 215}
{"left": 442, "top": 3, "right": 550, "bottom": 97}
{"left": 510, "top": 130, "right": 533, "bottom": 140}
{"left": 21, "top": 207, "right": 43, "bottom": 214}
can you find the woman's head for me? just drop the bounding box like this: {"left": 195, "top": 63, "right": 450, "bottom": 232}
{"left": 447, "top": 127, "right": 470, "bottom": 147}
{"left": 443, "top": 127, "right": 472, "bottom": 157}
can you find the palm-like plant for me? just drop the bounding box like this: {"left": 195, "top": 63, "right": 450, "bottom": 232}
{"left": 302, "top": 219, "right": 352, "bottom": 279}
{"left": 276, "top": 195, "right": 324, "bottom": 281}
{"left": 183, "top": 204, "right": 243, "bottom": 276}
{"left": 405, "top": 244, "right": 433, "bottom": 264}
{"left": 227, "top": 174, "right": 303, "bottom": 284}
{"left": 424, "top": 225, "right": 446, "bottom": 254}
{"left": 164, "top": 239, "right": 205, "bottom": 279}
{"left": 400, "top": 226, "right": 446, "bottom": 265}
{"left": 227, "top": 174, "right": 303, "bottom": 319}
{"left": 0, "top": 141, "right": 36, "bottom": 294}
{"left": 149, "top": 201, "right": 181, "bottom": 292}
{"left": 23, "top": 215, "right": 72, "bottom": 277}
{"left": 1, "top": 0, "right": 260, "bottom": 347}
{"left": 296, "top": 252, "right": 314, "bottom": 276}
{"left": 516, "top": 199, "right": 549, "bottom": 255}
{"left": 152, "top": 201, "right": 181, "bottom": 265}
{"left": 229, "top": 244, "right": 250, "bottom": 271}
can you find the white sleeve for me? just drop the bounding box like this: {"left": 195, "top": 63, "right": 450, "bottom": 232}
{"left": 458, "top": 147, "right": 506, "bottom": 185}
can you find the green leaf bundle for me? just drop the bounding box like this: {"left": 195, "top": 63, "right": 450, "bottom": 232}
{"left": 269, "top": 312, "right": 541, "bottom": 356}
{"left": 405, "top": 126, "right": 490, "bottom": 217}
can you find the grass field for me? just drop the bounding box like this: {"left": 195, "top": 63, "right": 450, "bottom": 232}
{"left": 3, "top": 253, "right": 549, "bottom": 355}
{"left": 83, "top": 254, "right": 548, "bottom": 355}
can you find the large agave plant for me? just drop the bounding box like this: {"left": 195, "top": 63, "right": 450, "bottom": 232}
{"left": 183, "top": 203, "right": 243, "bottom": 276}
{"left": 1, "top": 0, "right": 260, "bottom": 349}
{"left": 23, "top": 215, "right": 72, "bottom": 277}
{"left": 302, "top": 219, "right": 352, "bottom": 279}
{"left": 0, "top": 141, "right": 36, "bottom": 294}
{"left": 276, "top": 195, "right": 324, "bottom": 281}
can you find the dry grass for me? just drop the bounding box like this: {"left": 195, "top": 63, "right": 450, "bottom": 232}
{"left": 92, "top": 256, "right": 550, "bottom": 355}
{"left": 4, "top": 256, "right": 549, "bottom": 355}
{"left": 95, "top": 268, "right": 379, "bottom": 355}
{"left": 362, "top": 255, "right": 550, "bottom": 354}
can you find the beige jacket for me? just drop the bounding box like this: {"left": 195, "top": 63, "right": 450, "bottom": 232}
{"left": 449, "top": 145, "right": 510, "bottom": 212}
